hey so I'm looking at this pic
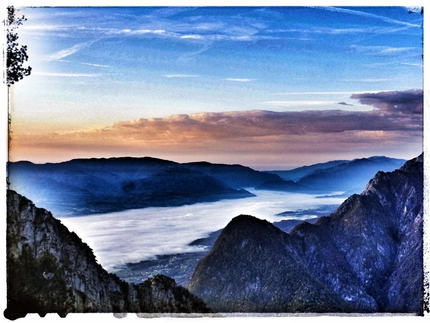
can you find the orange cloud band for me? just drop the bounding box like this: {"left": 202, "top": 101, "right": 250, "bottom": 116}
{"left": 9, "top": 90, "right": 423, "bottom": 167}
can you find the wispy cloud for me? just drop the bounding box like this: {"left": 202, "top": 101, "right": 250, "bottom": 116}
{"left": 178, "top": 41, "right": 214, "bottom": 62}
{"left": 127, "top": 29, "right": 166, "bottom": 35}
{"left": 45, "top": 40, "right": 97, "bottom": 61}
{"left": 180, "top": 35, "right": 204, "bottom": 40}
{"left": 163, "top": 74, "right": 199, "bottom": 78}
{"left": 312, "top": 6, "right": 421, "bottom": 28}
{"left": 262, "top": 101, "right": 336, "bottom": 107}
{"left": 81, "top": 62, "right": 110, "bottom": 68}
{"left": 272, "top": 91, "right": 362, "bottom": 96}
{"left": 73, "top": 27, "right": 167, "bottom": 37}
{"left": 400, "top": 62, "right": 423, "bottom": 68}
{"left": 348, "top": 45, "right": 418, "bottom": 56}
{"left": 343, "top": 78, "right": 393, "bottom": 83}
{"left": 224, "top": 78, "right": 254, "bottom": 82}
{"left": 269, "top": 26, "right": 410, "bottom": 36}
{"left": 33, "top": 72, "right": 101, "bottom": 77}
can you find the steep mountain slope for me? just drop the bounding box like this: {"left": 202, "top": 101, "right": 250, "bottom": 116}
{"left": 8, "top": 157, "right": 253, "bottom": 216}
{"left": 296, "top": 156, "right": 406, "bottom": 193}
{"left": 187, "top": 215, "right": 345, "bottom": 312}
{"left": 268, "top": 159, "right": 349, "bottom": 182}
{"left": 267, "top": 156, "right": 405, "bottom": 194}
{"left": 188, "top": 154, "right": 423, "bottom": 313}
{"left": 5, "top": 190, "right": 212, "bottom": 319}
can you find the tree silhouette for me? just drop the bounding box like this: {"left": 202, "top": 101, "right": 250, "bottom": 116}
{"left": 5, "top": 6, "right": 31, "bottom": 86}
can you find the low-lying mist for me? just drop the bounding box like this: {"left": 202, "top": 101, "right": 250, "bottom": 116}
{"left": 58, "top": 190, "right": 345, "bottom": 272}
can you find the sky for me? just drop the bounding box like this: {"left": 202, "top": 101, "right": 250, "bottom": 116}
{"left": 6, "top": 5, "right": 424, "bottom": 169}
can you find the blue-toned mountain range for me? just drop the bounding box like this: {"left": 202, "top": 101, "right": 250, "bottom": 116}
{"left": 5, "top": 154, "right": 424, "bottom": 316}
{"left": 8, "top": 155, "right": 405, "bottom": 216}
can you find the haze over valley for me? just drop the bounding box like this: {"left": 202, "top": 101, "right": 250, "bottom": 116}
{"left": 57, "top": 189, "right": 344, "bottom": 272}
{"left": 7, "top": 154, "right": 409, "bottom": 285}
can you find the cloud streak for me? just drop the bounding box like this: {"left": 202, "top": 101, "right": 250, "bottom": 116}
{"left": 312, "top": 6, "right": 422, "bottom": 28}
{"left": 163, "top": 74, "right": 199, "bottom": 78}
{"left": 224, "top": 78, "right": 254, "bottom": 82}
{"left": 262, "top": 101, "right": 335, "bottom": 107}
{"left": 45, "top": 40, "right": 97, "bottom": 61}
{"left": 348, "top": 45, "right": 418, "bottom": 56}
{"left": 33, "top": 72, "right": 101, "bottom": 78}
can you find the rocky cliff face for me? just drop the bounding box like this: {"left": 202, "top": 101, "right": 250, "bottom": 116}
{"left": 188, "top": 154, "right": 424, "bottom": 313}
{"left": 5, "top": 190, "right": 211, "bottom": 319}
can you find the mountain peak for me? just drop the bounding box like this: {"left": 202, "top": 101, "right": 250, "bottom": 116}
{"left": 188, "top": 154, "right": 424, "bottom": 313}
{"left": 211, "top": 214, "right": 287, "bottom": 253}
{"left": 189, "top": 211, "right": 345, "bottom": 312}
{"left": 226, "top": 214, "right": 272, "bottom": 229}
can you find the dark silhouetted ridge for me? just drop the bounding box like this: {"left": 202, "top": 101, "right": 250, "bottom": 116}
{"left": 6, "top": 190, "right": 212, "bottom": 319}
{"left": 189, "top": 215, "right": 346, "bottom": 312}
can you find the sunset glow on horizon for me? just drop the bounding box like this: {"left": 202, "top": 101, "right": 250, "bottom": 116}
{"left": 8, "top": 6, "right": 423, "bottom": 169}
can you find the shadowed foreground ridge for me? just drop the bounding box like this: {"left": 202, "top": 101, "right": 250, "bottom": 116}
{"left": 5, "top": 190, "right": 212, "bottom": 320}
{"left": 188, "top": 154, "right": 424, "bottom": 313}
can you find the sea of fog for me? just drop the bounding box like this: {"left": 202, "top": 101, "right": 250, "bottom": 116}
{"left": 58, "top": 189, "right": 346, "bottom": 272}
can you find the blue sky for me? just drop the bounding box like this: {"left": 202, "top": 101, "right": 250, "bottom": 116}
{"left": 8, "top": 5, "right": 424, "bottom": 168}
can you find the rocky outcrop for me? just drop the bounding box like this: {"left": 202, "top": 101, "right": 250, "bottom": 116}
{"left": 188, "top": 154, "right": 424, "bottom": 313}
{"left": 5, "top": 190, "right": 211, "bottom": 319}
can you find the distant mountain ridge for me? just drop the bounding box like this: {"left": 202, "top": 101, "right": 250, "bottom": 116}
{"left": 266, "top": 156, "right": 405, "bottom": 194}
{"left": 8, "top": 155, "right": 406, "bottom": 216}
{"left": 268, "top": 159, "right": 350, "bottom": 182}
{"left": 188, "top": 154, "right": 423, "bottom": 313}
{"left": 8, "top": 157, "right": 254, "bottom": 216}
{"left": 268, "top": 156, "right": 404, "bottom": 181}
{"left": 6, "top": 190, "right": 212, "bottom": 319}
{"left": 182, "top": 161, "right": 282, "bottom": 189}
